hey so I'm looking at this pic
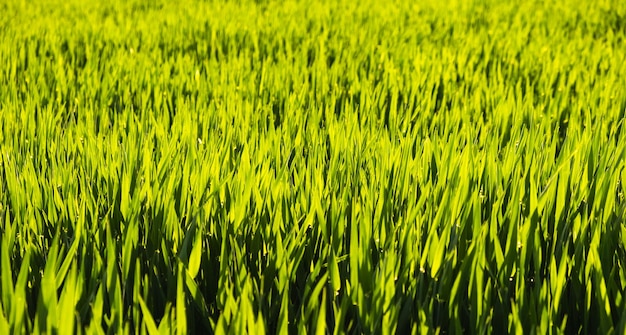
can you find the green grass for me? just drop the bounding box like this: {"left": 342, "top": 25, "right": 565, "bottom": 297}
{"left": 1, "top": 0, "right": 626, "bottom": 333}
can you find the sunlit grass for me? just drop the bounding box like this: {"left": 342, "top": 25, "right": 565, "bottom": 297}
{"left": 1, "top": 0, "right": 625, "bottom": 333}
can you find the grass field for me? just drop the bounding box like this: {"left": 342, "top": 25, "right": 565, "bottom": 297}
{"left": 1, "top": 0, "right": 626, "bottom": 333}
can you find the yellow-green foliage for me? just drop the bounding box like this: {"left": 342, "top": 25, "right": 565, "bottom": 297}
{"left": 1, "top": 0, "right": 625, "bottom": 333}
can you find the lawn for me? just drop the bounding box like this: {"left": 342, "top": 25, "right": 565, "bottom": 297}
{"left": 1, "top": 0, "right": 625, "bottom": 333}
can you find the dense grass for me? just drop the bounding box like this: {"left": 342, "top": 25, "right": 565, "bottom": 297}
{"left": 1, "top": 0, "right": 626, "bottom": 333}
